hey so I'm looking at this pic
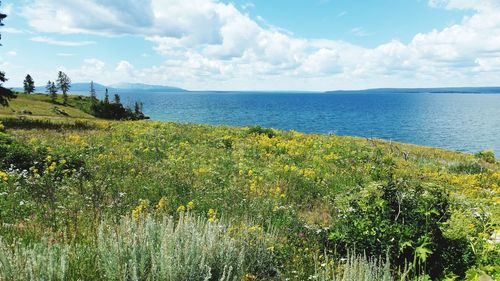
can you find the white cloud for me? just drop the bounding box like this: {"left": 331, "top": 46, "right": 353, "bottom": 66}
{"left": 15, "top": 0, "right": 500, "bottom": 90}
{"left": 116, "top": 60, "right": 135, "bottom": 76}
{"left": 6, "top": 51, "right": 17, "bottom": 57}
{"left": 31, "top": 36, "right": 96, "bottom": 46}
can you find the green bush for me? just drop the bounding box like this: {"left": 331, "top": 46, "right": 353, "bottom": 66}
{"left": 328, "top": 180, "right": 475, "bottom": 279}
{"left": 247, "top": 125, "right": 275, "bottom": 138}
{"left": 475, "top": 149, "right": 496, "bottom": 164}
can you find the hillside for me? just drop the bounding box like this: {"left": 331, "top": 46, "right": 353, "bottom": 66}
{"left": 0, "top": 116, "right": 498, "bottom": 280}
{"left": 0, "top": 93, "right": 95, "bottom": 119}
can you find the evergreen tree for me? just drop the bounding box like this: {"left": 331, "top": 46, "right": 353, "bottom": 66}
{"left": 89, "top": 81, "right": 97, "bottom": 104}
{"left": 0, "top": 1, "right": 16, "bottom": 107}
{"left": 113, "top": 94, "right": 121, "bottom": 104}
{"left": 0, "top": 1, "right": 5, "bottom": 46}
{"left": 104, "top": 88, "right": 109, "bottom": 104}
{"left": 57, "top": 71, "right": 71, "bottom": 105}
{"left": 134, "top": 101, "right": 142, "bottom": 115}
{"left": 46, "top": 80, "right": 57, "bottom": 103}
{"left": 23, "top": 74, "right": 35, "bottom": 94}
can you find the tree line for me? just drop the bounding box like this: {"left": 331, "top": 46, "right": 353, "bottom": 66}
{"left": 88, "top": 81, "right": 147, "bottom": 120}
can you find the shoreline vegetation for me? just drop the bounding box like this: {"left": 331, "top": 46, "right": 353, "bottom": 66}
{"left": 0, "top": 92, "right": 498, "bottom": 280}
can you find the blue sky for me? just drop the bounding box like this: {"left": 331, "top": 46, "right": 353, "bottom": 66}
{"left": 0, "top": 0, "right": 499, "bottom": 91}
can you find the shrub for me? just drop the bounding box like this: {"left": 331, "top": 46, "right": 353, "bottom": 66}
{"left": 475, "top": 150, "right": 496, "bottom": 164}
{"left": 97, "top": 213, "right": 275, "bottom": 281}
{"left": 328, "top": 180, "right": 475, "bottom": 279}
{"left": 247, "top": 125, "right": 275, "bottom": 138}
{"left": 0, "top": 214, "right": 277, "bottom": 281}
{"left": 448, "top": 161, "right": 485, "bottom": 174}
{"left": 315, "top": 253, "right": 394, "bottom": 281}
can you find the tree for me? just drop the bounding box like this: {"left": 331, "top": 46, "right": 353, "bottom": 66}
{"left": 46, "top": 80, "right": 57, "bottom": 103}
{"left": 104, "top": 88, "right": 109, "bottom": 104}
{"left": 57, "top": 71, "right": 71, "bottom": 105}
{"left": 113, "top": 94, "right": 121, "bottom": 104}
{"left": 23, "top": 74, "right": 35, "bottom": 94}
{"left": 0, "top": 1, "right": 16, "bottom": 107}
{"left": 89, "top": 81, "right": 97, "bottom": 105}
{"left": 134, "top": 101, "right": 143, "bottom": 115}
{"left": 0, "top": 1, "right": 5, "bottom": 46}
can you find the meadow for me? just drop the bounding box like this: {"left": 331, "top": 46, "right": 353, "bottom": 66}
{"left": 0, "top": 93, "right": 498, "bottom": 280}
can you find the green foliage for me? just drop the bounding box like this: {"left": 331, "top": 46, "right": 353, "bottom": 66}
{"left": 247, "top": 125, "right": 276, "bottom": 138}
{"left": 475, "top": 149, "right": 496, "bottom": 164}
{"left": 0, "top": 120, "right": 497, "bottom": 280}
{"left": 46, "top": 80, "right": 58, "bottom": 103}
{"left": 0, "top": 214, "right": 276, "bottom": 281}
{"left": 328, "top": 178, "right": 476, "bottom": 279}
{"left": 448, "top": 161, "right": 485, "bottom": 174}
{"left": 90, "top": 92, "right": 147, "bottom": 120}
{"left": 23, "top": 74, "right": 35, "bottom": 94}
{"left": 56, "top": 71, "right": 71, "bottom": 105}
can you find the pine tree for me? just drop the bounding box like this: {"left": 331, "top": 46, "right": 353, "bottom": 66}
{"left": 0, "top": 1, "right": 16, "bottom": 107}
{"left": 46, "top": 80, "right": 57, "bottom": 103}
{"left": 89, "top": 81, "right": 97, "bottom": 103}
{"left": 113, "top": 94, "right": 121, "bottom": 104}
{"left": 57, "top": 71, "right": 71, "bottom": 105}
{"left": 23, "top": 74, "right": 35, "bottom": 94}
{"left": 134, "top": 101, "right": 141, "bottom": 115}
{"left": 104, "top": 88, "right": 109, "bottom": 104}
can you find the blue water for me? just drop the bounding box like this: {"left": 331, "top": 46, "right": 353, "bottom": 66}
{"left": 114, "top": 91, "right": 500, "bottom": 153}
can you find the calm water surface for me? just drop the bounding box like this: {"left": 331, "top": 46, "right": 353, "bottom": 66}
{"left": 116, "top": 91, "right": 500, "bottom": 153}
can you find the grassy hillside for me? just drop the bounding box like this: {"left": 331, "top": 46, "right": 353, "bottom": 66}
{"left": 0, "top": 118, "right": 498, "bottom": 280}
{"left": 0, "top": 93, "right": 95, "bottom": 119}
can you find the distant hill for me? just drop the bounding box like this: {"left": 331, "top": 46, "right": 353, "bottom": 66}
{"left": 13, "top": 82, "right": 186, "bottom": 93}
{"left": 109, "top": 83, "right": 186, "bottom": 92}
{"left": 326, "top": 87, "right": 500, "bottom": 94}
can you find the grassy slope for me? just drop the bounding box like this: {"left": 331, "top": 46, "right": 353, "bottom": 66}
{"left": 0, "top": 93, "right": 95, "bottom": 119}
{"left": 0, "top": 113, "right": 498, "bottom": 279}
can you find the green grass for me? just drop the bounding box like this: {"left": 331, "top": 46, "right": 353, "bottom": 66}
{"left": 0, "top": 118, "right": 498, "bottom": 280}
{"left": 0, "top": 93, "right": 95, "bottom": 119}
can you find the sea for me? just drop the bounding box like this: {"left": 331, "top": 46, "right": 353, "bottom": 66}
{"left": 108, "top": 91, "right": 500, "bottom": 153}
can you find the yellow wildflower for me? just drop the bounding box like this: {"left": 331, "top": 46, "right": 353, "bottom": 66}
{"left": 207, "top": 208, "right": 216, "bottom": 222}
{"left": 244, "top": 273, "right": 257, "bottom": 280}
{"left": 0, "top": 171, "right": 8, "bottom": 181}
{"left": 132, "top": 199, "right": 149, "bottom": 219}
{"left": 187, "top": 201, "right": 195, "bottom": 211}
{"left": 155, "top": 197, "right": 168, "bottom": 212}
{"left": 177, "top": 205, "right": 186, "bottom": 213}
{"left": 48, "top": 162, "right": 57, "bottom": 172}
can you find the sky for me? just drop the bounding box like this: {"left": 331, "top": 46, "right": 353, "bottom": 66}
{"left": 0, "top": 0, "right": 500, "bottom": 91}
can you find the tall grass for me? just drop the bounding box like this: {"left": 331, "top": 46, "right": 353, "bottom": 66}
{"left": 0, "top": 213, "right": 273, "bottom": 281}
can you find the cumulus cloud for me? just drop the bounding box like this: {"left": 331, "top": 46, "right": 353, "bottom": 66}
{"left": 17, "top": 0, "right": 500, "bottom": 89}
{"left": 116, "top": 60, "right": 135, "bottom": 76}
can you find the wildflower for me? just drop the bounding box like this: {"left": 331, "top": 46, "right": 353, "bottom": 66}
{"left": 59, "top": 159, "right": 67, "bottom": 165}
{"left": 248, "top": 169, "right": 254, "bottom": 176}
{"left": 207, "top": 208, "right": 216, "bottom": 222}
{"left": 244, "top": 273, "right": 257, "bottom": 280}
{"left": 0, "top": 171, "right": 8, "bottom": 181}
{"left": 177, "top": 205, "right": 186, "bottom": 213}
{"left": 187, "top": 201, "right": 195, "bottom": 211}
{"left": 48, "top": 162, "right": 57, "bottom": 172}
{"left": 132, "top": 199, "right": 149, "bottom": 219}
{"left": 155, "top": 196, "right": 168, "bottom": 211}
